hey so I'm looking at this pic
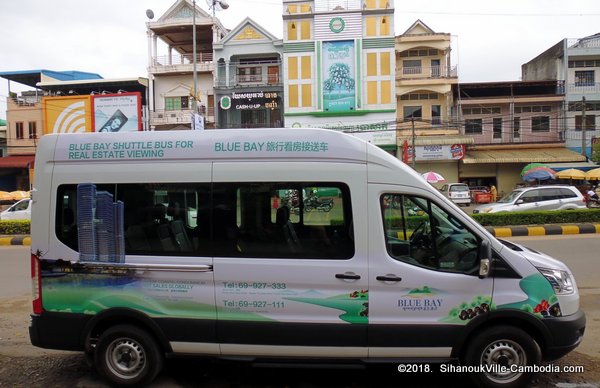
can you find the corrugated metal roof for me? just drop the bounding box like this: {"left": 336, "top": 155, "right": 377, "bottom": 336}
{"left": 0, "top": 155, "right": 35, "bottom": 169}
{"left": 462, "top": 148, "right": 587, "bottom": 164}
{"left": 397, "top": 135, "right": 475, "bottom": 146}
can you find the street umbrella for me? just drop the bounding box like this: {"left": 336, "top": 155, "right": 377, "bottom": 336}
{"left": 9, "top": 190, "right": 29, "bottom": 201}
{"left": 585, "top": 167, "right": 600, "bottom": 181}
{"left": 555, "top": 168, "right": 586, "bottom": 180}
{"left": 520, "top": 162, "right": 550, "bottom": 177}
{"left": 522, "top": 167, "right": 556, "bottom": 182}
{"left": 0, "top": 191, "right": 12, "bottom": 201}
{"left": 422, "top": 171, "right": 446, "bottom": 183}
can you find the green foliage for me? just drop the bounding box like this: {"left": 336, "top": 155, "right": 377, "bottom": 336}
{"left": 0, "top": 220, "right": 30, "bottom": 234}
{"left": 471, "top": 209, "right": 600, "bottom": 226}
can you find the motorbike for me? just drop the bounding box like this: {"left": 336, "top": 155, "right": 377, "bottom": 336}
{"left": 587, "top": 195, "right": 600, "bottom": 208}
{"left": 304, "top": 195, "right": 334, "bottom": 212}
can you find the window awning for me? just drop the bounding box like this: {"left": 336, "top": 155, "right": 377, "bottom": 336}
{"left": 545, "top": 161, "right": 599, "bottom": 171}
{"left": 0, "top": 155, "right": 35, "bottom": 169}
{"left": 462, "top": 148, "right": 587, "bottom": 164}
{"left": 396, "top": 135, "right": 475, "bottom": 146}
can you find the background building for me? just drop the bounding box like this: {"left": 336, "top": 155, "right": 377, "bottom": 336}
{"left": 455, "top": 80, "right": 587, "bottom": 195}
{"left": 522, "top": 33, "right": 600, "bottom": 159}
{"left": 282, "top": 0, "right": 396, "bottom": 131}
{"left": 146, "top": 0, "right": 228, "bottom": 130}
{"left": 213, "top": 18, "right": 283, "bottom": 128}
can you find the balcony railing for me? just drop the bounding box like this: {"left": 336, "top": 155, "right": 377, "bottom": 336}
{"left": 567, "top": 82, "right": 600, "bottom": 94}
{"left": 151, "top": 53, "right": 214, "bottom": 69}
{"left": 149, "top": 108, "right": 215, "bottom": 126}
{"left": 397, "top": 65, "right": 458, "bottom": 79}
{"left": 313, "top": 0, "right": 362, "bottom": 12}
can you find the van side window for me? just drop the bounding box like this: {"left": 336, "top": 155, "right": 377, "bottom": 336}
{"left": 381, "top": 194, "right": 480, "bottom": 274}
{"left": 56, "top": 182, "right": 353, "bottom": 260}
{"left": 222, "top": 182, "right": 353, "bottom": 259}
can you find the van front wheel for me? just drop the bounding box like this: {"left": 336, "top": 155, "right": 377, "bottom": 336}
{"left": 95, "top": 324, "right": 163, "bottom": 386}
{"left": 464, "top": 325, "right": 541, "bottom": 388}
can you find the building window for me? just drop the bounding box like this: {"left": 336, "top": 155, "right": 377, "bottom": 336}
{"left": 514, "top": 105, "right": 551, "bottom": 113}
{"left": 431, "top": 105, "right": 441, "bottom": 125}
{"left": 366, "top": 51, "right": 392, "bottom": 105}
{"left": 569, "top": 60, "right": 600, "bottom": 68}
{"left": 402, "top": 60, "right": 421, "bottom": 75}
{"left": 575, "top": 115, "right": 596, "bottom": 131}
{"left": 15, "top": 122, "right": 24, "bottom": 139}
{"left": 28, "top": 121, "right": 37, "bottom": 139}
{"left": 531, "top": 116, "right": 550, "bottom": 132}
{"left": 465, "top": 119, "right": 483, "bottom": 134}
{"left": 237, "top": 67, "right": 262, "bottom": 83}
{"left": 287, "top": 55, "right": 313, "bottom": 109}
{"left": 575, "top": 71, "right": 595, "bottom": 87}
{"left": 165, "top": 96, "right": 190, "bottom": 111}
{"left": 399, "top": 49, "right": 439, "bottom": 57}
{"left": 568, "top": 101, "right": 600, "bottom": 111}
{"left": 403, "top": 106, "right": 422, "bottom": 120}
{"left": 400, "top": 93, "right": 439, "bottom": 101}
{"left": 287, "top": 20, "right": 311, "bottom": 40}
{"left": 462, "top": 107, "right": 501, "bottom": 115}
{"left": 513, "top": 117, "right": 521, "bottom": 139}
{"left": 493, "top": 118, "right": 502, "bottom": 139}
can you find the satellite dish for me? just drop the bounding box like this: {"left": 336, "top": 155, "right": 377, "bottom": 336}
{"left": 146, "top": 9, "right": 154, "bottom": 20}
{"left": 207, "top": 0, "right": 229, "bottom": 11}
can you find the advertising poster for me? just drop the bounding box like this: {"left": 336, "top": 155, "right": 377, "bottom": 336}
{"left": 322, "top": 40, "right": 356, "bottom": 112}
{"left": 93, "top": 93, "right": 142, "bottom": 132}
{"left": 42, "top": 96, "right": 92, "bottom": 135}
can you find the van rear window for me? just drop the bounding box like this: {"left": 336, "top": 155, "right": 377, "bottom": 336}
{"left": 449, "top": 185, "right": 469, "bottom": 192}
{"left": 56, "top": 182, "right": 354, "bottom": 260}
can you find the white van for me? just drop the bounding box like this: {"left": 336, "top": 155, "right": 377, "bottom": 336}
{"left": 29, "top": 129, "right": 585, "bottom": 387}
{"left": 439, "top": 183, "right": 471, "bottom": 206}
{"left": 0, "top": 198, "right": 32, "bottom": 220}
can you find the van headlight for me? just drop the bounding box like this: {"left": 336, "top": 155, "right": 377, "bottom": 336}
{"left": 537, "top": 267, "right": 574, "bottom": 295}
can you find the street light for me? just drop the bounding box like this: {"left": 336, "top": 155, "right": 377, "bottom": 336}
{"left": 191, "top": 0, "right": 228, "bottom": 130}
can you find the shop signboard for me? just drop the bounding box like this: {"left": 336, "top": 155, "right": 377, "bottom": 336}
{"left": 92, "top": 93, "right": 142, "bottom": 132}
{"left": 322, "top": 40, "right": 356, "bottom": 112}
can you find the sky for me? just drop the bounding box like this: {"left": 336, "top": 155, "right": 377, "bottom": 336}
{"left": 1, "top": 0, "right": 600, "bottom": 119}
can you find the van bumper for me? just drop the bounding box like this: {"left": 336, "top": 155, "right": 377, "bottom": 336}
{"left": 29, "top": 312, "right": 90, "bottom": 351}
{"left": 542, "top": 309, "right": 586, "bottom": 361}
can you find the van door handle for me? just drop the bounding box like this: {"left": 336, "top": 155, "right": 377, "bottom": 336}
{"left": 335, "top": 273, "right": 361, "bottom": 280}
{"left": 376, "top": 275, "right": 402, "bottom": 282}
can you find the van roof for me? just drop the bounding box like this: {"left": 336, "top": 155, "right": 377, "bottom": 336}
{"left": 39, "top": 128, "right": 371, "bottom": 164}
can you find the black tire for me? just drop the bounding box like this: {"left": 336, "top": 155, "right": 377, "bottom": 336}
{"left": 95, "top": 324, "right": 163, "bottom": 386}
{"left": 463, "top": 325, "right": 541, "bottom": 388}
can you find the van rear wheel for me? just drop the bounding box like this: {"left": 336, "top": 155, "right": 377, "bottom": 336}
{"left": 95, "top": 324, "right": 163, "bottom": 386}
{"left": 464, "top": 325, "right": 541, "bottom": 388}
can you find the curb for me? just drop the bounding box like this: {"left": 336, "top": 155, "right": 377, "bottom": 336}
{"left": 485, "top": 224, "right": 600, "bottom": 238}
{"left": 0, "top": 236, "right": 31, "bottom": 246}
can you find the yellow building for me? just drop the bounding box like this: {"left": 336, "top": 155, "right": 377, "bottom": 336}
{"left": 283, "top": 0, "right": 396, "bottom": 132}
{"left": 395, "top": 20, "right": 472, "bottom": 185}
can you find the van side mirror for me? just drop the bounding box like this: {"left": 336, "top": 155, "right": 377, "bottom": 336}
{"left": 478, "top": 240, "right": 492, "bottom": 278}
{"left": 516, "top": 199, "right": 524, "bottom": 205}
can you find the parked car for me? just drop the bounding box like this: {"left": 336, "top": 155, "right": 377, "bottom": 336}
{"left": 439, "top": 183, "right": 471, "bottom": 206}
{"left": 473, "top": 185, "right": 585, "bottom": 213}
{"left": 0, "top": 198, "right": 32, "bottom": 220}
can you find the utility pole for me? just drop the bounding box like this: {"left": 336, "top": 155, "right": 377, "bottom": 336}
{"left": 192, "top": 0, "right": 198, "bottom": 130}
{"left": 582, "top": 96, "right": 587, "bottom": 158}
{"left": 411, "top": 117, "right": 416, "bottom": 168}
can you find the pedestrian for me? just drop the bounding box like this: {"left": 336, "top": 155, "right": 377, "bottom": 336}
{"left": 490, "top": 185, "right": 497, "bottom": 202}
